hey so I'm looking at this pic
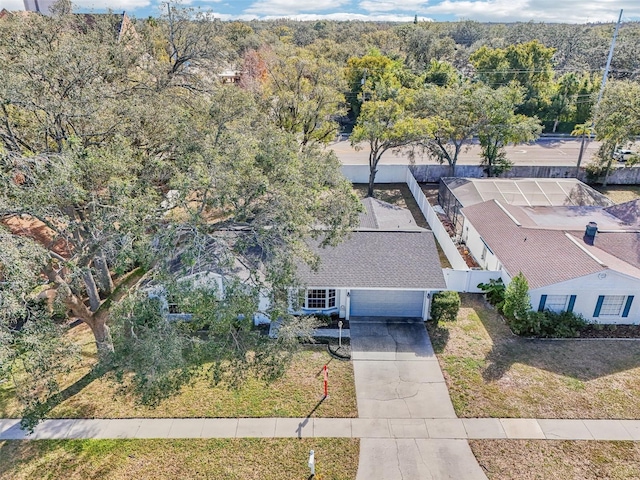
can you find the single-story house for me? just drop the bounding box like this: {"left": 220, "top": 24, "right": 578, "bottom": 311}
{"left": 148, "top": 197, "right": 446, "bottom": 323}
{"left": 292, "top": 197, "right": 447, "bottom": 320}
{"left": 461, "top": 195, "right": 640, "bottom": 324}
{"left": 144, "top": 236, "right": 271, "bottom": 324}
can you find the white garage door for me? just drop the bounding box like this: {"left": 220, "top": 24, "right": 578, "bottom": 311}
{"left": 349, "top": 290, "right": 425, "bottom": 317}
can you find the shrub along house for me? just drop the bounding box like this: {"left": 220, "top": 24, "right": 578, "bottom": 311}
{"left": 291, "top": 197, "right": 447, "bottom": 320}
{"left": 460, "top": 197, "right": 640, "bottom": 324}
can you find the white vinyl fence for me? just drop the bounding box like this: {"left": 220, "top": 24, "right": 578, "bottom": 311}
{"left": 342, "top": 164, "right": 505, "bottom": 292}
{"left": 442, "top": 269, "right": 503, "bottom": 293}
{"left": 404, "top": 169, "right": 469, "bottom": 271}
{"left": 341, "top": 164, "right": 409, "bottom": 183}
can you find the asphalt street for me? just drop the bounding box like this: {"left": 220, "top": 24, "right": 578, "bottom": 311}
{"left": 330, "top": 137, "right": 602, "bottom": 167}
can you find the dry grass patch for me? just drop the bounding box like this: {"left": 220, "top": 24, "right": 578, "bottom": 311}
{"left": 595, "top": 186, "right": 640, "bottom": 204}
{"left": 427, "top": 294, "right": 640, "bottom": 419}
{"left": 0, "top": 438, "right": 359, "bottom": 480}
{"left": 470, "top": 440, "right": 640, "bottom": 480}
{"left": 1, "top": 324, "right": 357, "bottom": 419}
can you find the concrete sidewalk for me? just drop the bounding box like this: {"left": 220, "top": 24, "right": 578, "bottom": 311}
{"left": 3, "top": 417, "right": 640, "bottom": 441}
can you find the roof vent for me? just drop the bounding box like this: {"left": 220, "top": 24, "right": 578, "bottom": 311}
{"left": 584, "top": 221, "right": 598, "bottom": 245}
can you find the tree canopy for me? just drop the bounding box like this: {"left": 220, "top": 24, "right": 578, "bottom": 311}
{"left": 1, "top": 6, "right": 640, "bottom": 429}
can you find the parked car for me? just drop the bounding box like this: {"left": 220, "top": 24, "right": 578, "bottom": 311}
{"left": 614, "top": 149, "right": 636, "bottom": 162}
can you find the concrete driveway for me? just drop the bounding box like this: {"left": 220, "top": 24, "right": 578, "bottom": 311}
{"left": 350, "top": 317, "right": 487, "bottom": 480}
{"left": 350, "top": 317, "right": 455, "bottom": 419}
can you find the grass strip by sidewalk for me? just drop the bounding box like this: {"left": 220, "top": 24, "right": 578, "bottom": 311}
{"left": 470, "top": 439, "right": 640, "bottom": 480}
{"left": 0, "top": 438, "right": 359, "bottom": 480}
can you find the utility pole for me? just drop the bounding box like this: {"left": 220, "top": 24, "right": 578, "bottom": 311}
{"left": 596, "top": 9, "right": 623, "bottom": 107}
{"left": 575, "top": 9, "right": 623, "bottom": 177}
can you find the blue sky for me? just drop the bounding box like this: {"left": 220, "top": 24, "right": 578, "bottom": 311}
{"left": 5, "top": 0, "right": 640, "bottom": 23}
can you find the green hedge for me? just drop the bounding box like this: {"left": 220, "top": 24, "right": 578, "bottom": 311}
{"left": 510, "top": 310, "right": 588, "bottom": 338}
{"left": 430, "top": 291, "right": 461, "bottom": 325}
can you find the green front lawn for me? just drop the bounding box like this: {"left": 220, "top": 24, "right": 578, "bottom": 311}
{"left": 1, "top": 324, "right": 357, "bottom": 420}
{"left": 427, "top": 294, "right": 640, "bottom": 419}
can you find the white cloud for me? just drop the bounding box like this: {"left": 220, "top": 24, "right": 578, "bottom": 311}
{"left": 423, "top": 0, "right": 640, "bottom": 23}
{"left": 73, "top": 0, "right": 152, "bottom": 9}
{"left": 359, "top": 0, "right": 429, "bottom": 13}
{"left": 3, "top": 0, "right": 152, "bottom": 11}
{"left": 3, "top": 0, "right": 26, "bottom": 9}
{"left": 208, "top": 10, "right": 427, "bottom": 21}
{"left": 264, "top": 12, "right": 426, "bottom": 21}
{"left": 245, "top": 0, "right": 351, "bottom": 15}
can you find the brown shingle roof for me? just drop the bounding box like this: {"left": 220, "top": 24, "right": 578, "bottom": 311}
{"left": 604, "top": 200, "right": 640, "bottom": 227}
{"left": 583, "top": 232, "right": 640, "bottom": 271}
{"left": 462, "top": 200, "right": 605, "bottom": 289}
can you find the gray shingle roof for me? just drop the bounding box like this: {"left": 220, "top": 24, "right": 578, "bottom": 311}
{"left": 297, "top": 231, "right": 446, "bottom": 289}
{"left": 462, "top": 200, "right": 605, "bottom": 289}
{"left": 358, "top": 197, "right": 379, "bottom": 229}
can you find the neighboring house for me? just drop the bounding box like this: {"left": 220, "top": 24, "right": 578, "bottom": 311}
{"left": 218, "top": 69, "right": 243, "bottom": 84}
{"left": 292, "top": 197, "right": 447, "bottom": 320}
{"left": 460, "top": 188, "right": 640, "bottom": 324}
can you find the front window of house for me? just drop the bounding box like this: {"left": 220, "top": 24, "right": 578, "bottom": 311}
{"left": 304, "top": 289, "right": 336, "bottom": 309}
{"left": 545, "top": 295, "right": 568, "bottom": 313}
{"left": 599, "top": 295, "right": 626, "bottom": 316}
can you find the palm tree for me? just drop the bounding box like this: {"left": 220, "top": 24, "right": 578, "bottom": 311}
{"left": 571, "top": 122, "right": 594, "bottom": 177}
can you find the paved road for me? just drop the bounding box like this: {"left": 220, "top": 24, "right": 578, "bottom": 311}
{"left": 331, "top": 137, "right": 601, "bottom": 167}
{"left": 350, "top": 318, "right": 487, "bottom": 480}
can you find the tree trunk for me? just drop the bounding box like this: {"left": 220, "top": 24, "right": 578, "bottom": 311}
{"left": 52, "top": 274, "right": 115, "bottom": 359}
{"left": 94, "top": 253, "right": 114, "bottom": 296}
{"left": 367, "top": 167, "right": 377, "bottom": 198}
{"left": 602, "top": 157, "right": 613, "bottom": 187}
{"left": 367, "top": 149, "right": 378, "bottom": 198}
{"left": 451, "top": 143, "right": 462, "bottom": 177}
{"left": 552, "top": 118, "right": 559, "bottom": 133}
{"left": 82, "top": 268, "right": 101, "bottom": 312}
{"left": 89, "top": 318, "right": 115, "bottom": 360}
